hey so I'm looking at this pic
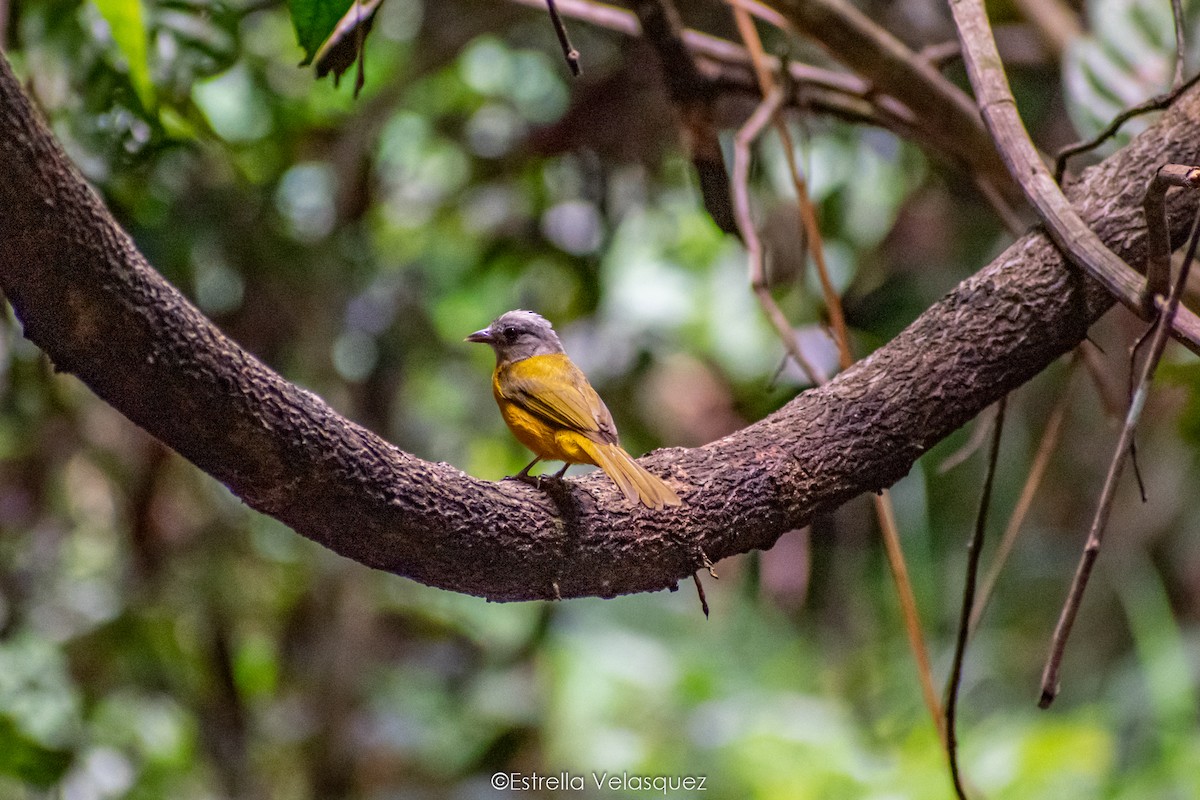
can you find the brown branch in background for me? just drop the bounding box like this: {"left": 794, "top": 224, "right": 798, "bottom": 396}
{"left": 772, "top": 0, "right": 1021, "bottom": 206}
{"left": 938, "top": 404, "right": 999, "bottom": 474}
{"left": 1143, "top": 165, "right": 1200, "bottom": 302}
{"left": 950, "top": 0, "right": 1200, "bottom": 354}
{"left": 1171, "top": 0, "right": 1186, "bottom": 90}
{"left": 692, "top": 572, "right": 710, "bottom": 618}
{"left": 730, "top": 5, "right": 853, "bottom": 369}
{"left": 1054, "top": 73, "right": 1200, "bottom": 185}
{"left": 728, "top": 10, "right": 941, "bottom": 736}
{"left": 1080, "top": 340, "right": 1125, "bottom": 418}
{"left": 732, "top": 87, "right": 825, "bottom": 384}
{"left": 545, "top": 0, "right": 583, "bottom": 76}
{"left": 505, "top": 0, "right": 1008, "bottom": 210}
{"left": 969, "top": 359, "right": 1077, "bottom": 635}
{"left": 1040, "top": 202, "right": 1200, "bottom": 708}
{"left": 874, "top": 491, "right": 946, "bottom": 745}
{"left": 944, "top": 396, "right": 1006, "bottom": 800}
{"left": 631, "top": 0, "right": 737, "bottom": 234}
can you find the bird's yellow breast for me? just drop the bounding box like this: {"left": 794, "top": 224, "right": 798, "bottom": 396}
{"left": 492, "top": 354, "right": 599, "bottom": 466}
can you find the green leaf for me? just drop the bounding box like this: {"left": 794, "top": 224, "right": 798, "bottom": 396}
{"left": 92, "top": 0, "right": 154, "bottom": 109}
{"left": 287, "top": 0, "right": 356, "bottom": 66}
{"left": 0, "top": 715, "right": 73, "bottom": 788}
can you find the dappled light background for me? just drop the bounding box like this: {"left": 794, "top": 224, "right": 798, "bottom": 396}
{"left": 3, "top": 0, "right": 1200, "bottom": 797}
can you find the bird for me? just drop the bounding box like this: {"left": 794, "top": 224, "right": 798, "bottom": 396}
{"left": 467, "top": 310, "right": 681, "bottom": 509}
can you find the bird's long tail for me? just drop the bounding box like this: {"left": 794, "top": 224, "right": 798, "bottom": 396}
{"left": 583, "top": 441, "right": 681, "bottom": 509}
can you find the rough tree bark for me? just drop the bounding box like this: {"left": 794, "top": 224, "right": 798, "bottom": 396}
{"left": 0, "top": 53, "right": 1197, "bottom": 602}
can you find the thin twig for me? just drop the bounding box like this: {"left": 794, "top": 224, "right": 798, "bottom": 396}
{"left": 1126, "top": 322, "right": 1155, "bottom": 502}
{"left": 945, "top": 396, "right": 1006, "bottom": 800}
{"left": 545, "top": 0, "right": 583, "bottom": 76}
{"left": 1039, "top": 201, "right": 1200, "bottom": 709}
{"left": 773, "top": 0, "right": 1020, "bottom": 205}
{"left": 949, "top": 0, "right": 1200, "bottom": 355}
{"left": 1171, "top": 0, "right": 1186, "bottom": 91}
{"left": 725, "top": 0, "right": 792, "bottom": 32}
{"left": 938, "top": 404, "right": 998, "bottom": 474}
{"left": 970, "top": 359, "right": 1077, "bottom": 634}
{"left": 1143, "top": 165, "right": 1200, "bottom": 306}
{"left": 508, "top": 0, "right": 1016, "bottom": 204}
{"left": 732, "top": 88, "right": 825, "bottom": 384}
{"left": 874, "top": 491, "right": 947, "bottom": 746}
{"left": 726, "top": 12, "right": 943, "bottom": 740}
{"left": 1079, "top": 340, "right": 1125, "bottom": 419}
{"left": 730, "top": 4, "right": 853, "bottom": 370}
{"left": 1054, "top": 73, "right": 1200, "bottom": 186}
{"left": 692, "top": 572, "right": 710, "bottom": 618}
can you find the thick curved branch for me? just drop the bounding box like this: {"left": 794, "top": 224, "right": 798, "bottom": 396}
{"left": 1, "top": 54, "right": 1199, "bottom": 602}
{"left": 949, "top": 0, "right": 1200, "bottom": 353}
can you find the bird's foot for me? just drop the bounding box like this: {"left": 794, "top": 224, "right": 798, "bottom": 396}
{"left": 504, "top": 473, "right": 544, "bottom": 489}
{"left": 504, "top": 471, "right": 573, "bottom": 503}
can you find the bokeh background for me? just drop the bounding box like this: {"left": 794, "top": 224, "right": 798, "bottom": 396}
{"left": 3, "top": 0, "right": 1200, "bottom": 797}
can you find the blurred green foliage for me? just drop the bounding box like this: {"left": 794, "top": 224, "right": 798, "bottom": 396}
{"left": 2, "top": 0, "right": 1200, "bottom": 798}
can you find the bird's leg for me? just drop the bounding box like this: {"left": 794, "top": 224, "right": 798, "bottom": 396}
{"left": 551, "top": 463, "right": 570, "bottom": 479}
{"left": 507, "top": 456, "right": 543, "bottom": 488}
{"left": 516, "top": 457, "right": 541, "bottom": 479}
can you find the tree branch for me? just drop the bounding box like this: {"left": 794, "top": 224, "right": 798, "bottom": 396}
{"left": 771, "top": 0, "right": 1021, "bottom": 204}
{"left": 950, "top": 0, "right": 1200, "bottom": 353}
{"left": 1, "top": 54, "right": 1199, "bottom": 602}
{"left": 503, "top": 0, "right": 950, "bottom": 182}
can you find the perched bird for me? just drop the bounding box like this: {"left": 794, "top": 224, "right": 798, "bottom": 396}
{"left": 467, "top": 310, "right": 681, "bottom": 509}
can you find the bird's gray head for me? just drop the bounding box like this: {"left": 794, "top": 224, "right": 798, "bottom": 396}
{"left": 466, "top": 310, "right": 565, "bottom": 364}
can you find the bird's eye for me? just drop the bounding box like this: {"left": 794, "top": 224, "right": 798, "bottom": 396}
{"left": 502, "top": 326, "right": 519, "bottom": 341}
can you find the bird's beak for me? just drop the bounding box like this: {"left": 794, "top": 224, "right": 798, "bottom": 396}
{"left": 465, "top": 327, "right": 493, "bottom": 344}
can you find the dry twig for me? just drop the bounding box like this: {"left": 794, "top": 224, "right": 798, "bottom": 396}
{"left": 729, "top": 4, "right": 853, "bottom": 368}
{"left": 969, "top": 360, "right": 1078, "bottom": 635}
{"left": 1171, "top": 0, "right": 1187, "bottom": 91}
{"left": 545, "top": 0, "right": 583, "bottom": 76}
{"left": 774, "top": 0, "right": 1020, "bottom": 205}
{"left": 1054, "top": 74, "right": 1200, "bottom": 186}
{"left": 727, "top": 7, "right": 940, "bottom": 738}
{"left": 875, "top": 490, "right": 946, "bottom": 746}
{"left": 1039, "top": 201, "right": 1200, "bottom": 708}
{"left": 949, "top": 0, "right": 1200, "bottom": 355}
{"left": 945, "top": 396, "right": 1006, "bottom": 800}
{"left": 731, "top": 88, "right": 825, "bottom": 384}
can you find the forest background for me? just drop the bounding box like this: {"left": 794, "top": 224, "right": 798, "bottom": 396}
{"left": 2, "top": 0, "right": 1200, "bottom": 797}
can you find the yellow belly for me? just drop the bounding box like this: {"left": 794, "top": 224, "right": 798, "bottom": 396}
{"left": 495, "top": 395, "right": 599, "bottom": 465}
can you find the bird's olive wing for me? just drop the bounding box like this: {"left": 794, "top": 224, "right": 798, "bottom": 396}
{"left": 501, "top": 356, "right": 619, "bottom": 444}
